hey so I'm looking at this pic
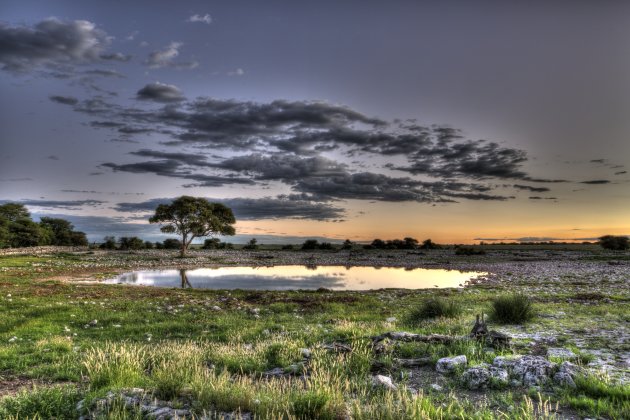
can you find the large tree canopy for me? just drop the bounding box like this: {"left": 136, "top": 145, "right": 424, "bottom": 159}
{"left": 149, "top": 196, "right": 236, "bottom": 256}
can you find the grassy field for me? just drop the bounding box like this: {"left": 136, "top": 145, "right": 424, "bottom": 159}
{"left": 0, "top": 248, "right": 628, "bottom": 419}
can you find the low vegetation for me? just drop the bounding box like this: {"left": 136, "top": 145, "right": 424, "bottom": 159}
{"left": 489, "top": 294, "right": 536, "bottom": 324}
{"left": 406, "top": 298, "right": 462, "bottom": 323}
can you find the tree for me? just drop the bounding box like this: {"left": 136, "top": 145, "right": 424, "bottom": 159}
{"left": 243, "top": 238, "right": 258, "bottom": 250}
{"left": 39, "top": 217, "right": 82, "bottom": 246}
{"left": 118, "top": 236, "right": 145, "bottom": 250}
{"left": 599, "top": 235, "right": 629, "bottom": 251}
{"left": 149, "top": 196, "right": 236, "bottom": 257}
{"left": 162, "top": 238, "right": 182, "bottom": 249}
{"left": 0, "top": 203, "right": 31, "bottom": 222}
{"left": 301, "top": 239, "right": 319, "bottom": 250}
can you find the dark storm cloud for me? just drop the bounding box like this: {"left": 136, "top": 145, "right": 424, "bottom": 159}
{"left": 580, "top": 180, "right": 611, "bottom": 185}
{"left": 136, "top": 82, "right": 186, "bottom": 103}
{"left": 101, "top": 159, "right": 254, "bottom": 187}
{"left": 130, "top": 149, "right": 210, "bottom": 166}
{"left": 49, "top": 95, "right": 79, "bottom": 105}
{"left": 214, "top": 154, "right": 347, "bottom": 180}
{"left": 114, "top": 196, "right": 345, "bottom": 221}
{"left": 0, "top": 18, "right": 118, "bottom": 73}
{"left": 528, "top": 196, "right": 557, "bottom": 200}
{"left": 0, "top": 199, "right": 105, "bottom": 209}
{"left": 513, "top": 184, "right": 551, "bottom": 193}
{"left": 71, "top": 93, "right": 559, "bottom": 203}
{"left": 614, "top": 171, "right": 627, "bottom": 175}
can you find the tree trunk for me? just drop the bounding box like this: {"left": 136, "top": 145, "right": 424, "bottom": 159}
{"left": 180, "top": 233, "right": 187, "bottom": 257}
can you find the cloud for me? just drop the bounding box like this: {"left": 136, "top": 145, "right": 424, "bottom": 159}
{"left": 49, "top": 95, "right": 79, "bottom": 105}
{"left": 84, "top": 69, "right": 125, "bottom": 78}
{"left": 99, "top": 52, "right": 132, "bottom": 62}
{"left": 0, "top": 199, "right": 106, "bottom": 210}
{"left": 187, "top": 14, "right": 212, "bottom": 25}
{"left": 47, "top": 155, "right": 60, "bottom": 160}
{"left": 580, "top": 180, "right": 611, "bottom": 185}
{"left": 136, "top": 82, "right": 186, "bottom": 103}
{"left": 67, "top": 94, "right": 558, "bottom": 204}
{"left": 514, "top": 184, "right": 551, "bottom": 193}
{"left": 114, "top": 196, "right": 345, "bottom": 221}
{"left": 528, "top": 196, "right": 557, "bottom": 200}
{"left": 0, "top": 18, "right": 119, "bottom": 73}
{"left": 614, "top": 171, "right": 627, "bottom": 175}
{"left": 101, "top": 158, "right": 255, "bottom": 187}
{"left": 145, "top": 42, "right": 198, "bottom": 69}
{"left": 228, "top": 68, "right": 245, "bottom": 76}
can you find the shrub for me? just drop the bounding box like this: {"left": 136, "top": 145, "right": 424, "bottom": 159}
{"left": 243, "top": 238, "right": 258, "bottom": 250}
{"left": 162, "top": 238, "right": 182, "bottom": 249}
{"left": 455, "top": 246, "right": 486, "bottom": 255}
{"left": 318, "top": 242, "right": 334, "bottom": 250}
{"left": 599, "top": 235, "right": 629, "bottom": 251}
{"left": 281, "top": 244, "right": 295, "bottom": 250}
{"left": 489, "top": 294, "right": 535, "bottom": 324}
{"left": 301, "top": 239, "right": 319, "bottom": 250}
{"left": 406, "top": 298, "right": 462, "bottom": 322}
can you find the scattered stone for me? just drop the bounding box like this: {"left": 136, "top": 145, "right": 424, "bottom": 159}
{"left": 436, "top": 355, "right": 467, "bottom": 373}
{"left": 492, "top": 355, "right": 556, "bottom": 387}
{"left": 301, "top": 348, "right": 311, "bottom": 359}
{"left": 211, "top": 305, "right": 222, "bottom": 311}
{"left": 430, "top": 383, "right": 443, "bottom": 392}
{"left": 385, "top": 317, "right": 397, "bottom": 323}
{"left": 8, "top": 336, "right": 17, "bottom": 342}
{"left": 372, "top": 374, "right": 397, "bottom": 391}
{"left": 547, "top": 347, "right": 576, "bottom": 360}
{"left": 462, "top": 366, "right": 491, "bottom": 390}
{"left": 262, "top": 367, "right": 285, "bottom": 377}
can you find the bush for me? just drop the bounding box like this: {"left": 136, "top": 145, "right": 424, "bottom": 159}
{"left": 281, "top": 244, "right": 295, "bottom": 250}
{"left": 489, "top": 294, "right": 535, "bottom": 324}
{"left": 455, "top": 246, "right": 486, "bottom": 255}
{"left": 599, "top": 235, "right": 629, "bottom": 251}
{"left": 406, "top": 298, "right": 462, "bottom": 322}
{"left": 162, "top": 238, "right": 182, "bottom": 249}
{"left": 301, "top": 239, "right": 320, "bottom": 250}
{"left": 243, "top": 238, "right": 258, "bottom": 250}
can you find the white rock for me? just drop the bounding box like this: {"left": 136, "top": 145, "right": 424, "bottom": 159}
{"left": 372, "top": 374, "right": 397, "bottom": 390}
{"left": 436, "top": 355, "right": 467, "bottom": 373}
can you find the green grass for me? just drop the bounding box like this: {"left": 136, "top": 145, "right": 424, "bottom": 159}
{"left": 0, "top": 385, "right": 82, "bottom": 419}
{"left": 489, "top": 294, "right": 536, "bottom": 324}
{"left": 405, "top": 297, "right": 463, "bottom": 323}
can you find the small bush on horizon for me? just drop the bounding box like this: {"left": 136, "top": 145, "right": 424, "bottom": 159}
{"left": 598, "top": 235, "right": 629, "bottom": 251}
{"left": 406, "top": 298, "right": 462, "bottom": 323}
{"left": 489, "top": 294, "right": 535, "bottom": 324}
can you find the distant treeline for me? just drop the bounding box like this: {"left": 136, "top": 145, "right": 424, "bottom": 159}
{"left": 0, "top": 203, "right": 87, "bottom": 248}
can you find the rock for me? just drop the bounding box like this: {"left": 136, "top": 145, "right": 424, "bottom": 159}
{"left": 462, "top": 367, "right": 491, "bottom": 389}
{"left": 553, "top": 372, "right": 576, "bottom": 388}
{"left": 558, "top": 361, "right": 582, "bottom": 377}
{"left": 547, "top": 347, "right": 576, "bottom": 360}
{"left": 430, "top": 383, "right": 443, "bottom": 392}
{"left": 262, "top": 367, "right": 285, "bottom": 377}
{"left": 436, "top": 355, "right": 467, "bottom": 373}
{"left": 489, "top": 367, "right": 509, "bottom": 385}
{"left": 386, "top": 317, "right": 397, "bottom": 323}
{"left": 211, "top": 305, "right": 222, "bottom": 311}
{"left": 510, "top": 356, "right": 556, "bottom": 386}
{"left": 301, "top": 348, "right": 311, "bottom": 359}
{"left": 8, "top": 336, "right": 17, "bottom": 342}
{"left": 372, "top": 374, "right": 397, "bottom": 391}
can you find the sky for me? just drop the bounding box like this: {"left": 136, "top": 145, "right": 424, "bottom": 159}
{"left": 1, "top": 0, "right": 629, "bottom": 244}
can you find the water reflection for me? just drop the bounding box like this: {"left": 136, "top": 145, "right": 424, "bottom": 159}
{"left": 105, "top": 266, "right": 485, "bottom": 291}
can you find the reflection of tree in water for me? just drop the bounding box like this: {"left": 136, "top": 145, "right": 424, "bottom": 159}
{"left": 180, "top": 269, "right": 193, "bottom": 289}
{"left": 304, "top": 264, "right": 318, "bottom": 270}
